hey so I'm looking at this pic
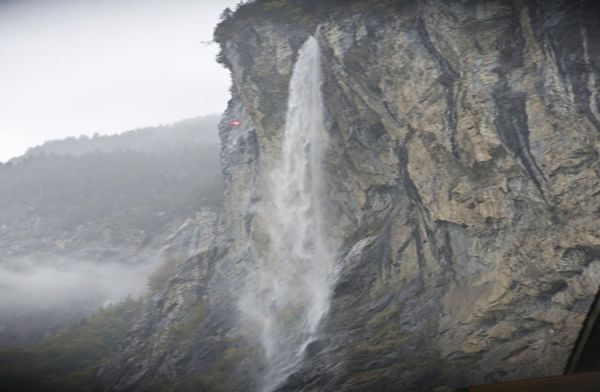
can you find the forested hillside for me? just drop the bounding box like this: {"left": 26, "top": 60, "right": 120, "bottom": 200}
{"left": 0, "top": 115, "right": 223, "bottom": 348}
{"left": 21, "top": 115, "right": 220, "bottom": 158}
{"left": 0, "top": 115, "right": 222, "bottom": 258}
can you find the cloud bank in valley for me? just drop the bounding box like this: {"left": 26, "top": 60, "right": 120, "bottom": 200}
{"left": 0, "top": 256, "right": 158, "bottom": 314}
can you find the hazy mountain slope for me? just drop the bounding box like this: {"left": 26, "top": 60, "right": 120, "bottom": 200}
{"left": 0, "top": 115, "right": 223, "bottom": 348}
{"left": 21, "top": 115, "right": 220, "bottom": 158}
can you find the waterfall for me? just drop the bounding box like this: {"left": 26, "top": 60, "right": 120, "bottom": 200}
{"left": 240, "top": 36, "right": 335, "bottom": 391}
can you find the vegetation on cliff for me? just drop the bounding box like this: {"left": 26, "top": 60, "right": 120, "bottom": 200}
{"left": 214, "top": 0, "right": 392, "bottom": 48}
{"left": 0, "top": 299, "right": 142, "bottom": 392}
{"left": 0, "top": 115, "right": 223, "bottom": 240}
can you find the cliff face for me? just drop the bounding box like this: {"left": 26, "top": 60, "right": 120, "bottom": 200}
{"left": 101, "top": 1, "right": 600, "bottom": 391}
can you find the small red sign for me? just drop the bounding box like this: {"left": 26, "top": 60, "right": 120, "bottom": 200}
{"left": 230, "top": 120, "right": 242, "bottom": 126}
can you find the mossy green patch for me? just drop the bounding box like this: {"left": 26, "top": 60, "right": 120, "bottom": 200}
{"left": 147, "top": 258, "right": 182, "bottom": 293}
{"left": 168, "top": 301, "right": 208, "bottom": 340}
{"left": 366, "top": 305, "right": 403, "bottom": 329}
{"left": 353, "top": 333, "right": 411, "bottom": 353}
{"left": 350, "top": 366, "right": 393, "bottom": 384}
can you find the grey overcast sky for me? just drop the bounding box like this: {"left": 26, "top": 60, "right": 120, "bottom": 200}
{"left": 0, "top": 0, "right": 238, "bottom": 162}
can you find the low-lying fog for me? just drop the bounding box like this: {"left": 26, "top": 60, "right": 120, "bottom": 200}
{"left": 0, "top": 256, "right": 158, "bottom": 314}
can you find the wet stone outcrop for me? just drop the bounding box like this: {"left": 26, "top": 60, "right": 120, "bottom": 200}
{"left": 100, "top": 1, "right": 600, "bottom": 391}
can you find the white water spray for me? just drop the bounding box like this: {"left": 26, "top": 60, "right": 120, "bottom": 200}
{"left": 240, "top": 36, "right": 335, "bottom": 391}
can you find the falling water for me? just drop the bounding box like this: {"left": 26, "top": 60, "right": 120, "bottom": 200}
{"left": 240, "top": 36, "right": 335, "bottom": 391}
